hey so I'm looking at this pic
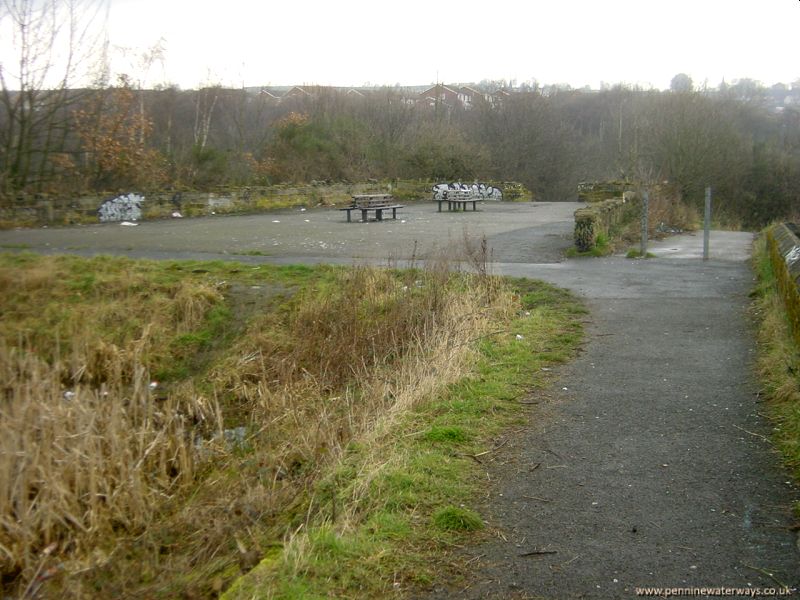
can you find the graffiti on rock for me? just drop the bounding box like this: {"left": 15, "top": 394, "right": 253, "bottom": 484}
{"left": 98, "top": 193, "right": 144, "bottom": 222}
{"left": 432, "top": 182, "right": 503, "bottom": 201}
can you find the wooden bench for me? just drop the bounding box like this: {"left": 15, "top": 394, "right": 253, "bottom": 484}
{"left": 437, "top": 190, "right": 479, "bottom": 212}
{"left": 340, "top": 194, "right": 404, "bottom": 222}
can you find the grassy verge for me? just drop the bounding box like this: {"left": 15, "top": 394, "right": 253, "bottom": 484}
{"left": 751, "top": 234, "right": 800, "bottom": 512}
{"left": 0, "top": 252, "right": 585, "bottom": 598}
{"left": 223, "top": 279, "right": 585, "bottom": 598}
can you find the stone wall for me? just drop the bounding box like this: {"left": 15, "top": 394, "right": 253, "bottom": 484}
{"left": 0, "top": 180, "right": 435, "bottom": 227}
{"left": 767, "top": 223, "right": 800, "bottom": 346}
{"left": 576, "top": 181, "right": 631, "bottom": 203}
{"left": 573, "top": 195, "right": 640, "bottom": 251}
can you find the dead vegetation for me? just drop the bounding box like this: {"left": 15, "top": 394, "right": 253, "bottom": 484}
{"left": 0, "top": 246, "right": 516, "bottom": 598}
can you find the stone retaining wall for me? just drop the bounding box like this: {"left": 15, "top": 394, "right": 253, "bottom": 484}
{"left": 767, "top": 222, "right": 800, "bottom": 346}
{"left": 0, "top": 180, "right": 436, "bottom": 228}
{"left": 573, "top": 194, "right": 640, "bottom": 251}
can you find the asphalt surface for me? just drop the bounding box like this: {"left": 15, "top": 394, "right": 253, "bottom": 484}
{"left": 448, "top": 250, "right": 800, "bottom": 599}
{"left": 2, "top": 203, "right": 798, "bottom": 598}
{"left": 0, "top": 201, "right": 578, "bottom": 264}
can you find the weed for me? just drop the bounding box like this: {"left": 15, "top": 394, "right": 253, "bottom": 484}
{"left": 566, "top": 233, "right": 612, "bottom": 257}
{"left": 626, "top": 249, "right": 657, "bottom": 259}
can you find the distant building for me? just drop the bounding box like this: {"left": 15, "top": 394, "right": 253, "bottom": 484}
{"left": 418, "top": 84, "right": 460, "bottom": 109}
{"left": 457, "top": 86, "right": 489, "bottom": 109}
{"left": 490, "top": 89, "right": 511, "bottom": 106}
{"left": 283, "top": 86, "right": 311, "bottom": 100}
{"left": 258, "top": 88, "right": 280, "bottom": 102}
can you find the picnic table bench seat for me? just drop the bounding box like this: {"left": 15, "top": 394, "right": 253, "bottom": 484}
{"left": 437, "top": 190, "right": 480, "bottom": 212}
{"left": 340, "top": 194, "right": 404, "bottom": 222}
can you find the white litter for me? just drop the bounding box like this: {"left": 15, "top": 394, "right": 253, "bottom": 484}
{"left": 63, "top": 391, "right": 76, "bottom": 400}
{"left": 171, "top": 211, "right": 183, "bottom": 218}
{"left": 272, "top": 220, "right": 280, "bottom": 223}
{"left": 120, "top": 221, "right": 138, "bottom": 226}
{"left": 149, "top": 381, "right": 158, "bottom": 390}
{"left": 515, "top": 334, "right": 524, "bottom": 340}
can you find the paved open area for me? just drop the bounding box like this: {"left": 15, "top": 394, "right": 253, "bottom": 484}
{"left": 0, "top": 201, "right": 579, "bottom": 264}
{"left": 2, "top": 202, "right": 797, "bottom": 598}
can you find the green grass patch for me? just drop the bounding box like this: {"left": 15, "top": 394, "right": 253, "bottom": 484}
{"left": 424, "top": 425, "right": 470, "bottom": 444}
{"left": 626, "top": 249, "right": 657, "bottom": 259}
{"left": 432, "top": 506, "right": 484, "bottom": 531}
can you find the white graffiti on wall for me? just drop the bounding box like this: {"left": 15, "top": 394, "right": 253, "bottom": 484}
{"left": 785, "top": 245, "right": 800, "bottom": 266}
{"left": 98, "top": 193, "right": 144, "bottom": 222}
{"left": 432, "top": 182, "right": 503, "bottom": 201}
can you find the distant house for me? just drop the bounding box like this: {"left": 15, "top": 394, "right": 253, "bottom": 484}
{"left": 457, "top": 86, "right": 489, "bottom": 109}
{"left": 282, "top": 86, "right": 311, "bottom": 100}
{"left": 490, "top": 89, "right": 511, "bottom": 106}
{"left": 259, "top": 88, "right": 280, "bottom": 102}
{"left": 418, "top": 84, "right": 460, "bottom": 109}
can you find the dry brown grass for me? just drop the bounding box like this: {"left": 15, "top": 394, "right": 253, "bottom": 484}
{"left": 0, "top": 249, "right": 514, "bottom": 598}
{"left": 0, "top": 255, "right": 226, "bottom": 594}
{"left": 0, "top": 347, "right": 220, "bottom": 576}
{"left": 646, "top": 187, "right": 699, "bottom": 235}
{"left": 0, "top": 255, "right": 224, "bottom": 384}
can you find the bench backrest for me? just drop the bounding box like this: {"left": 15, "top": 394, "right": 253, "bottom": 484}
{"left": 352, "top": 194, "right": 395, "bottom": 208}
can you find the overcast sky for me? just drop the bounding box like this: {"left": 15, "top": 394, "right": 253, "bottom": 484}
{"left": 100, "top": 0, "right": 798, "bottom": 90}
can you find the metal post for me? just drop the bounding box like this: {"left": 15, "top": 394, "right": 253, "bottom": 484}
{"left": 703, "top": 186, "right": 711, "bottom": 261}
{"left": 640, "top": 190, "right": 649, "bottom": 256}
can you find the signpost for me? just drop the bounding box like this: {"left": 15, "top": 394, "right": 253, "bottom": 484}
{"left": 640, "top": 190, "right": 649, "bottom": 256}
{"left": 703, "top": 186, "right": 712, "bottom": 261}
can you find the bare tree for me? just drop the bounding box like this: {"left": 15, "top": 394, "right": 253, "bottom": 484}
{"left": 0, "top": 0, "right": 106, "bottom": 196}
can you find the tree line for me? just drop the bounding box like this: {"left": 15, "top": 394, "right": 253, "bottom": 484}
{"left": 3, "top": 1, "right": 799, "bottom": 228}
{"left": 3, "top": 77, "right": 799, "bottom": 228}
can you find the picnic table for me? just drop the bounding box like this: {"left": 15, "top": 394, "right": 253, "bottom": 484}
{"left": 437, "top": 190, "right": 480, "bottom": 212}
{"left": 339, "top": 194, "right": 404, "bottom": 222}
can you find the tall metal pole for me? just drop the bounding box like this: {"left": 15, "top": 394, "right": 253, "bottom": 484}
{"left": 703, "top": 186, "right": 711, "bottom": 261}
{"left": 640, "top": 190, "right": 649, "bottom": 256}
